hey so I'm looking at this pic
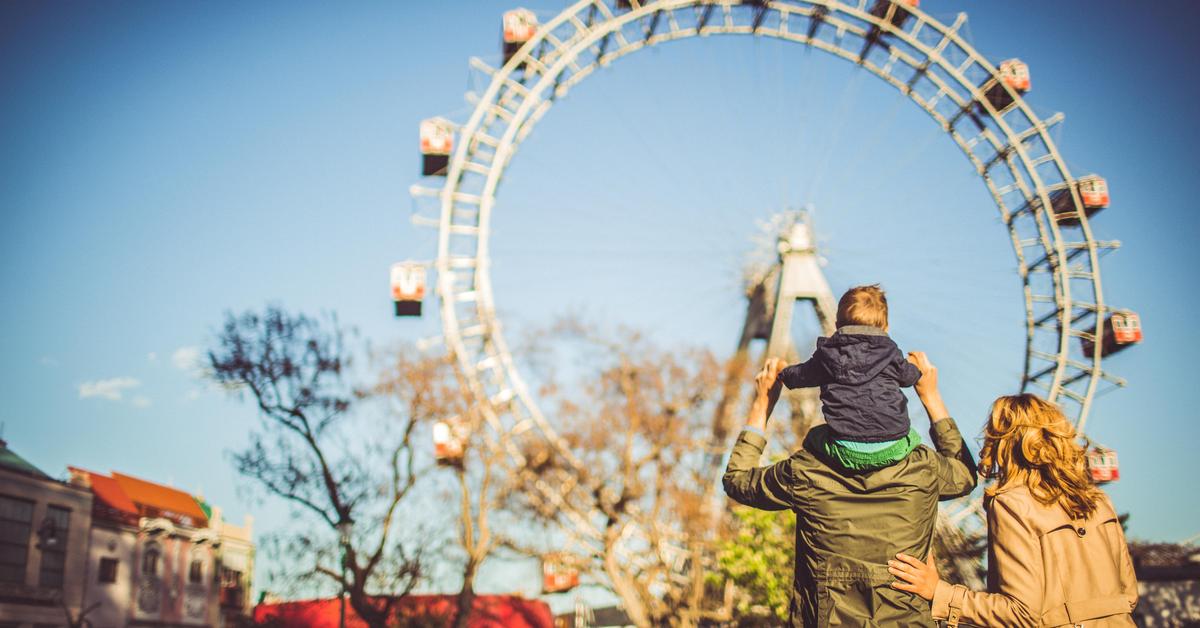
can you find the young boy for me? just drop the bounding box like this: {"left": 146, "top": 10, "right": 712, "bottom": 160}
{"left": 777, "top": 284, "right": 922, "bottom": 471}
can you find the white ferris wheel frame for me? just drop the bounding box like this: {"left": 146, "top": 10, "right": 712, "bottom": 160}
{"left": 411, "top": 0, "right": 1126, "bottom": 570}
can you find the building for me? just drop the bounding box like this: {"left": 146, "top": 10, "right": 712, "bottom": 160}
{"left": 202, "top": 504, "right": 254, "bottom": 627}
{"left": 1130, "top": 542, "right": 1200, "bottom": 627}
{"left": 254, "top": 595, "right": 554, "bottom": 628}
{"left": 67, "top": 468, "right": 253, "bottom": 628}
{"left": 0, "top": 439, "right": 94, "bottom": 628}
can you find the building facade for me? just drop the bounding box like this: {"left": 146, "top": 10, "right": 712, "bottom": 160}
{"left": 69, "top": 468, "right": 254, "bottom": 628}
{"left": 0, "top": 439, "right": 94, "bottom": 628}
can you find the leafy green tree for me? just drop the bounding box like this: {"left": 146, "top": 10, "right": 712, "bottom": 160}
{"left": 715, "top": 506, "right": 795, "bottom": 624}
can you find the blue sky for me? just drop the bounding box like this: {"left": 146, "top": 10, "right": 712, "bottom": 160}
{"left": 3, "top": 0, "right": 1199, "bottom": 604}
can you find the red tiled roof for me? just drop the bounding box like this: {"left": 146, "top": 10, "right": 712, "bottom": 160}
{"left": 112, "top": 471, "right": 208, "bottom": 527}
{"left": 254, "top": 595, "right": 554, "bottom": 628}
{"left": 70, "top": 467, "right": 138, "bottom": 515}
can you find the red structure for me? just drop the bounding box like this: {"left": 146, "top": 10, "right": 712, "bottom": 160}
{"left": 390, "top": 262, "right": 427, "bottom": 317}
{"left": 255, "top": 595, "right": 554, "bottom": 628}
{"left": 1051, "top": 175, "right": 1110, "bottom": 224}
{"left": 502, "top": 9, "right": 538, "bottom": 64}
{"left": 1087, "top": 447, "right": 1120, "bottom": 484}
{"left": 981, "top": 58, "right": 1030, "bottom": 111}
{"left": 869, "top": 0, "right": 918, "bottom": 28}
{"left": 1081, "top": 311, "right": 1143, "bottom": 357}
{"left": 542, "top": 554, "right": 579, "bottom": 594}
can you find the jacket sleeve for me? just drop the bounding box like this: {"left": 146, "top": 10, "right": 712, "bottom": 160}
{"left": 777, "top": 359, "right": 828, "bottom": 389}
{"left": 930, "top": 494, "right": 1042, "bottom": 628}
{"left": 722, "top": 429, "right": 794, "bottom": 511}
{"left": 1105, "top": 495, "right": 1139, "bottom": 612}
{"left": 894, "top": 357, "right": 922, "bottom": 388}
{"left": 928, "top": 418, "right": 978, "bottom": 499}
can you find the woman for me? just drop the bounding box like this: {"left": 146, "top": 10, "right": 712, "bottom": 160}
{"left": 887, "top": 393, "right": 1138, "bottom": 627}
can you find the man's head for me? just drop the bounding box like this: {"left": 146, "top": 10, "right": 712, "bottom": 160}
{"left": 836, "top": 284, "right": 888, "bottom": 330}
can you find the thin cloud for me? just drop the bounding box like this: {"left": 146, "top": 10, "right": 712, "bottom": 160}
{"left": 79, "top": 377, "right": 141, "bottom": 402}
{"left": 131, "top": 396, "right": 152, "bottom": 408}
{"left": 172, "top": 346, "right": 202, "bottom": 372}
{"left": 147, "top": 352, "right": 158, "bottom": 362}
{"left": 39, "top": 356, "right": 60, "bottom": 367}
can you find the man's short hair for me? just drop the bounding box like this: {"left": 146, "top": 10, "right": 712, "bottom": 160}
{"left": 836, "top": 284, "right": 888, "bottom": 329}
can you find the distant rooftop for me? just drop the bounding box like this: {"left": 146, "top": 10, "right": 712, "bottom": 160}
{"left": 0, "top": 438, "right": 51, "bottom": 480}
{"left": 70, "top": 466, "right": 209, "bottom": 528}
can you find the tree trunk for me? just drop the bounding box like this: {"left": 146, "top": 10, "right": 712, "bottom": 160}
{"left": 348, "top": 584, "right": 388, "bottom": 628}
{"left": 604, "top": 545, "right": 652, "bottom": 628}
{"left": 452, "top": 566, "right": 477, "bottom": 628}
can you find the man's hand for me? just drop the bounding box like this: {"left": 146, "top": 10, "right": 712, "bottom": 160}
{"left": 747, "top": 358, "right": 785, "bottom": 431}
{"left": 755, "top": 357, "right": 785, "bottom": 398}
{"left": 908, "top": 351, "right": 937, "bottom": 397}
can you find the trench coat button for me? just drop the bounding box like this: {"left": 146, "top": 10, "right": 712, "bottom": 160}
{"left": 1076, "top": 527, "right": 1087, "bottom": 537}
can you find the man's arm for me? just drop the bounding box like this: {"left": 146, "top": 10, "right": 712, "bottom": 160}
{"left": 722, "top": 432, "right": 794, "bottom": 511}
{"left": 777, "top": 358, "right": 828, "bottom": 389}
{"left": 908, "top": 352, "right": 977, "bottom": 499}
{"left": 722, "top": 358, "right": 795, "bottom": 511}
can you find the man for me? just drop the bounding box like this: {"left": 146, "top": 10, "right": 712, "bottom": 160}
{"left": 723, "top": 353, "right": 976, "bottom": 626}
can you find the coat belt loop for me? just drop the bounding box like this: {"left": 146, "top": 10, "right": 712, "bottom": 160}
{"left": 946, "top": 585, "right": 968, "bottom": 627}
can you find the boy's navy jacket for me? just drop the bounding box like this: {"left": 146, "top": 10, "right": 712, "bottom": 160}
{"left": 778, "top": 325, "right": 921, "bottom": 442}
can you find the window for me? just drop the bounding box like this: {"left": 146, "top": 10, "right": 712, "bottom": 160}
{"left": 220, "top": 567, "right": 242, "bottom": 587}
{"left": 99, "top": 557, "right": 118, "bottom": 583}
{"left": 142, "top": 544, "right": 160, "bottom": 576}
{"left": 38, "top": 505, "right": 69, "bottom": 588}
{"left": 0, "top": 494, "right": 33, "bottom": 584}
{"left": 189, "top": 558, "right": 203, "bottom": 583}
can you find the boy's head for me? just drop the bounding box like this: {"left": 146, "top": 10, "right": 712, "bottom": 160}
{"left": 836, "top": 284, "right": 888, "bottom": 330}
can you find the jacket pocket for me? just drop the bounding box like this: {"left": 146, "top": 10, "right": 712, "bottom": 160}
{"left": 818, "top": 556, "right": 928, "bottom": 627}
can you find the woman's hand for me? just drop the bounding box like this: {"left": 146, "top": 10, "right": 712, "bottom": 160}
{"left": 888, "top": 552, "right": 940, "bottom": 601}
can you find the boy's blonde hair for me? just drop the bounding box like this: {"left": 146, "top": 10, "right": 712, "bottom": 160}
{"left": 836, "top": 284, "right": 889, "bottom": 329}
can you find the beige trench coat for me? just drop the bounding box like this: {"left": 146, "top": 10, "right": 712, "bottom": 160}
{"left": 931, "top": 485, "right": 1137, "bottom": 627}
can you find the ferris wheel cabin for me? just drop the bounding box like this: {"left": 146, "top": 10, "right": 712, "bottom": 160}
{"left": 503, "top": 9, "right": 538, "bottom": 65}
{"left": 433, "top": 419, "right": 465, "bottom": 466}
{"left": 390, "top": 262, "right": 426, "bottom": 317}
{"left": 870, "top": 0, "right": 919, "bottom": 28}
{"left": 420, "top": 117, "right": 454, "bottom": 177}
{"left": 1081, "top": 311, "right": 1142, "bottom": 357}
{"left": 981, "top": 59, "right": 1030, "bottom": 112}
{"left": 542, "top": 554, "right": 579, "bottom": 594}
{"left": 1051, "top": 175, "right": 1110, "bottom": 225}
{"left": 1087, "top": 447, "right": 1120, "bottom": 484}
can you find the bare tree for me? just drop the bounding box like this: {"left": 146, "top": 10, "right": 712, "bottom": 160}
{"left": 506, "top": 320, "right": 733, "bottom": 627}
{"left": 208, "top": 307, "right": 442, "bottom": 628}
{"left": 448, "top": 410, "right": 505, "bottom": 628}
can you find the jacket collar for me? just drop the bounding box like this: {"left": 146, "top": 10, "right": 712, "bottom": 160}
{"left": 835, "top": 325, "right": 888, "bottom": 337}
{"left": 990, "top": 485, "right": 1119, "bottom": 534}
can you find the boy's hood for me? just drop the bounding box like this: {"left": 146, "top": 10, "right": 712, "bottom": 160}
{"left": 814, "top": 326, "right": 898, "bottom": 385}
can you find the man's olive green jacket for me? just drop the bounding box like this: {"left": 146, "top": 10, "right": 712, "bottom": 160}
{"left": 722, "top": 419, "right": 978, "bottom": 627}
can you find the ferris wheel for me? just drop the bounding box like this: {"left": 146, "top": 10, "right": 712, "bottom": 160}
{"left": 396, "top": 0, "right": 1141, "bottom": 596}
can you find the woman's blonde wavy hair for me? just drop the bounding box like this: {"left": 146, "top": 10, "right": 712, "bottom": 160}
{"left": 979, "top": 393, "right": 1102, "bottom": 519}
